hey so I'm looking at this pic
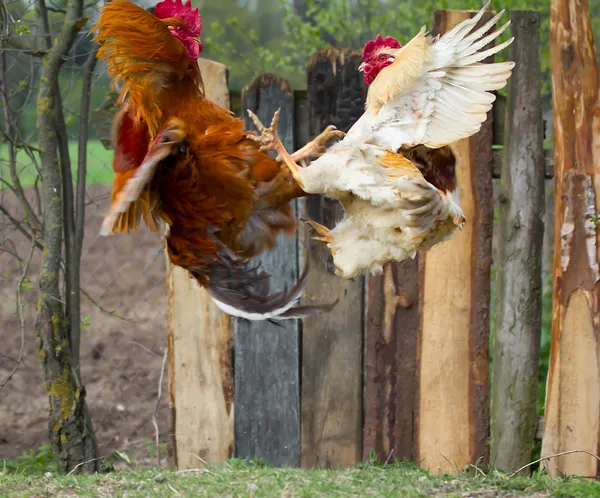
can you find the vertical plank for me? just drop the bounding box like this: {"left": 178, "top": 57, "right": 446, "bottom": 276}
{"left": 300, "top": 49, "right": 366, "bottom": 468}
{"left": 542, "top": 0, "right": 600, "bottom": 477}
{"left": 166, "top": 58, "right": 234, "bottom": 468}
{"left": 233, "top": 73, "right": 300, "bottom": 467}
{"left": 490, "top": 11, "right": 545, "bottom": 473}
{"left": 417, "top": 9, "right": 494, "bottom": 473}
{"left": 364, "top": 260, "right": 419, "bottom": 463}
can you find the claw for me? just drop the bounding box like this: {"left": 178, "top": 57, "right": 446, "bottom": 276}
{"left": 247, "top": 108, "right": 281, "bottom": 150}
{"left": 247, "top": 107, "right": 305, "bottom": 189}
{"left": 290, "top": 124, "right": 345, "bottom": 162}
{"left": 302, "top": 218, "right": 333, "bottom": 244}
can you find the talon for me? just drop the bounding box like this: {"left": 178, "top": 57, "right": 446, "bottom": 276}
{"left": 302, "top": 218, "right": 332, "bottom": 244}
{"left": 455, "top": 215, "right": 466, "bottom": 229}
{"left": 246, "top": 107, "right": 282, "bottom": 151}
{"left": 247, "top": 109, "right": 266, "bottom": 133}
{"left": 246, "top": 107, "right": 305, "bottom": 189}
{"left": 269, "top": 108, "right": 281, "bottom": 129}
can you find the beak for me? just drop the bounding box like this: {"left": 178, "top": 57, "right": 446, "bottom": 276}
{"left": 358, "top": 62, "right": 366, "bottom": 72}
{"left": 193, "top": 37, "right": 201, "bottom": 45}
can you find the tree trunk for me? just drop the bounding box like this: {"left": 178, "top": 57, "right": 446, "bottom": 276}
{"left": 542, "top": 0, "right": 600, "bottom": 477}
{"left": 35, "top": 0, "right": 98, "bottom": 472}
{"left": 490, "top": 10, "right": 545, "bottom": 473}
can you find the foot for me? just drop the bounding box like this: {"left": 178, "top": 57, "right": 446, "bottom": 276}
{"left": 247, "top": 108, "right": 305, "bottom": 188}
{"left": 291, "top": 125, "right": 345, "bottom": 163}
{"left": 302, "top": 218, "right": 333, "bottom": 244}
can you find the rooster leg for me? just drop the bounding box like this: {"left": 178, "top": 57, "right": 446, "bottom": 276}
{"left": 290, "top": 125, "right": 345, "bottom": 162}
{"left": 247, "top": 108, "right": 305, "bottom": 188}
{"left": 302, "top": 218, "right": 333, "bottom": 244}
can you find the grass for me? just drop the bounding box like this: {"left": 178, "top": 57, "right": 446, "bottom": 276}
{"left": 1, "top": 460, "right": 600, "bottom": 498}
{"left": 0, "top": 140, "right": 114, "bottom": 188}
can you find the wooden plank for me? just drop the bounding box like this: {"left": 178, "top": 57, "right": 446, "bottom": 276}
{"left": 490, "top": 11, "right": 545, "bottom": 473}
{"left": 166, "top": 58, "right": 234, "bottom": 468}
{"left": 363, "top": 260, "right": 419, "bottom": 463}
{"left": 493, "top": 149, "right": 554, "bottom": 179}
{"left": 416, "top": 9, "right": 494, "bottom": 473}
{"left": 542, "top": 0, "right": 600, "bottom": 477}
{"left": 300, "top": 48, "right": 365, "bottom": 468}
{"left": 233, "top": 73, "right": 300, "bottom": 467}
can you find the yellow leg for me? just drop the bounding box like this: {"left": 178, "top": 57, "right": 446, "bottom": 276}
{"left": 290, "top": 125, "right": 345, "bottom": 162}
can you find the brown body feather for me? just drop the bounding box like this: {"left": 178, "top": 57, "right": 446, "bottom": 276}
{"left": 94, "top": 0, "right": 305, "bottom": 288}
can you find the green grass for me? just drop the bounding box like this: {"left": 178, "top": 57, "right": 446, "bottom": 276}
{"left": 0, "top": 140, "right": 114, "bottom": 188}
{"left": 1, "top": 460, "right": 600, "bottom": 498}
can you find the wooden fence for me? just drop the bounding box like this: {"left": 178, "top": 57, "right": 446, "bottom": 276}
{"left": 93, "top": 4, "right": 600, "bottom": 477}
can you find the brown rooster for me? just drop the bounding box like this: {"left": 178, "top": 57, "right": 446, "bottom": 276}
{"left": 94, "top": 0, "right": 340, "bottom": 320}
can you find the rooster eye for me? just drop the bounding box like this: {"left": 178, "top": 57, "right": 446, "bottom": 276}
{"left": 176, "top": 26, "right": 183, "bottom": 32}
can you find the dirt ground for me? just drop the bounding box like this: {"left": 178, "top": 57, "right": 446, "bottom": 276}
{"left": 0, "top": 185, "right": 171, "bottom": 464}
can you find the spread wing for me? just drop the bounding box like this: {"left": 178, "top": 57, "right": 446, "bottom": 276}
{"left": 346, "top": 1, "right": 514, "bottom": 151}
{"left": 100, "top": 118, "right": 186, "bottom": 236}
{"left": 95, "top": 0, "right": 192, "bottom": 85}
{"left": 94, "top": 0, "right": 202, "bottom": 132}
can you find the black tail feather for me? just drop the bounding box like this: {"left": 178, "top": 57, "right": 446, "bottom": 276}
{"left": 203, "top": 260, "right": 336, "bottom": 321}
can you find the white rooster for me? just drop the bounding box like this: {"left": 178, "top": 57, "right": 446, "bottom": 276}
{"left": 250, "top": 1, "right": 514, "bottom": 279}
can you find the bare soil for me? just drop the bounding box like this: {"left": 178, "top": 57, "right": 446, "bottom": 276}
{"left": 0, "top": 185, "right": 171, "bottom": 464}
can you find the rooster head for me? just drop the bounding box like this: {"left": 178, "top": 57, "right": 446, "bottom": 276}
{"left": 154, "top": 0, "right": 203, "bottom": 61}
{"left": 359, "top": 35, "right": 401, "bottom": 85}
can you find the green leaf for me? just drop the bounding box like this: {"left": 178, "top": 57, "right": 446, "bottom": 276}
{"left": 115, "top": 451, "right": 131, "bottom": 465}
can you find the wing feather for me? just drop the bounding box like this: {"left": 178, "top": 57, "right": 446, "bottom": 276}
{"left": 354, "top": 2, "right": 514, "bottom": 150}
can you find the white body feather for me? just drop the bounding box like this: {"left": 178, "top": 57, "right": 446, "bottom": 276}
{"left": 298, "top": 1, "right": 514, "bottom": 279}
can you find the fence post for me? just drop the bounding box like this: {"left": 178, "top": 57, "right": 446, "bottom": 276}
{"left": 542, "top": 0, "right": 600, "bottom": 476}
{"left": 300, "top": 49, "right": 365, "bottom": 468}
{"left": 416, "top": 9, "right": 494, "bottom": 473}
{"left": 490, "top": 11, "right": 545, "bottom": 473}
{"left": 233, "top": 73, "right": 301, "bottom": 467}
{"left": 364, "top": 260, "right": 419, "bottom": 463}
{"left": 166, "top": 58, "right": 234, "bottom": 468}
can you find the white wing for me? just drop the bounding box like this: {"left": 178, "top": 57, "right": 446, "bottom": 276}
{"left": 344, "top": 1, "right": 514, "bottom": 151}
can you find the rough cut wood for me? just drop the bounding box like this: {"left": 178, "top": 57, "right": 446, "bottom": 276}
{"left": 300, "top": 48, "right": 365, "bottom": 468}
{"left": 364, "top": 261, "right": 419, "bottom": 462}
{"left": 233, "top": 73, "right": 300, "bottom": 467}
{"left": 542, "top": 0, "right": 600, "bottom": 477}
{"left": 166, "top": 58, "right": 234, "bottom": 468}
{"left": 417, "top": 9, "right": 494, "bottom": 473}
{"left": 490, "top": 11, "right": 545, "bottom": 473}
{"left": 493, "top": 149, "right": 554, "bottom": 179}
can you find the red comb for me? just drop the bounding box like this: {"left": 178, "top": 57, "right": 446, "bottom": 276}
{"left": 154, "top": 0, "right": 202, "bottom": 36}
{"left": 362, "top": 35, "right": 401, "bottom": 61}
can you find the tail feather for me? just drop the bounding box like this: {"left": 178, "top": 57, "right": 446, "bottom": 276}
{"left": 203, "top": 261, "right": 335, "bottom": 321}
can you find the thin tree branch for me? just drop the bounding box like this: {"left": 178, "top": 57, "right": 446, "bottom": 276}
{"left": 0, "top": 245, "right": 23, "bottom": 263}
{"left": 3, "top": 38, "right": 47, "bottom": 56}
{"left": 0, "top": 48, "right": 43, "bottom": 234}
{"left": 153, "top": 348, "right": 168, "bottom": 467}
{"left": 80, "top": 287, "right": 133, "bottom": 322}
{"left": 47, "top": 6, "right": 67, "bottom": 14}
{"left": 67, "top": 44, "right": 98, "bottom": 377}
{"left": 0, "top": 239, "right": 35, "bottom": 393}
{"left": 36, "top": 0, "right": 52, "bottom": 51}
{"left": 509, "top": 449, "right": 600, "bottom": 478}
{"left": 0, "top": 204, "right": 44, "bottom": 251}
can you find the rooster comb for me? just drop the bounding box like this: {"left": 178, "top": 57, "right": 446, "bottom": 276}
{"left": 362, "top": 35, "right": 401, "bottom": 61}
{"left": 154, "top": 0, "right": 202, "bottom": 35}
